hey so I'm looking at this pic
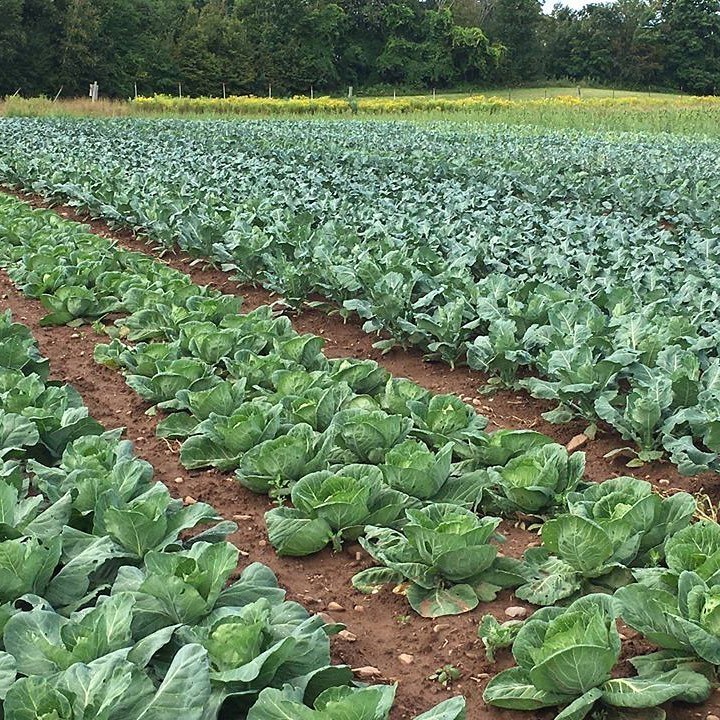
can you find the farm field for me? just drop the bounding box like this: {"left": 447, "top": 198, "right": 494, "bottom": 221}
{"left": 1, "top": 105, "right": 720, "bottom": 719}
{"left": 1, "top": 118, "right": 720, "bottom": 476}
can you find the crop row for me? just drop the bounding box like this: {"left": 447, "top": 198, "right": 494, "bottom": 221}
{"left": 0, "top": 285, "right": 468, "bottom": 715}
{"left": 3, "top": 194, "right": 720, "bottom": 717}
{"left": 0, "top": 119, "right": 719, "bottom": 474}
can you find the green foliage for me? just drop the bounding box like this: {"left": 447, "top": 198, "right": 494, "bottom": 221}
{"left": 515, "top": 478, "right": 695, "bottom": 606}
{"left": 352, "top": 504, "right": 524, "bottom": 617}
{"left": 484, "top": 594, "right": 711, "bottom": 717}
{"left": 266, "top": 465, "right": 414, "bottom": 556}
{"left": 4, "top": 120, "right": 720, "bottom": 475}
{"left": 477, "top": 614, "right": 525, "bottom": 662}
{"left": 0, "top": 304, "right": 451, "bottom": 719}
{"left": 483, "top": 443, "right": 586, "bottom": 515}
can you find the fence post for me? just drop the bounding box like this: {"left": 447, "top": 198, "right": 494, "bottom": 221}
{"left": 269, "top": 84, "right": 272, "bottom": 99}
{"left": 222, "top": 83, "right": 226, "bottom": 99}
{"left": 310, "top": 85, "right": 314, "bottom": 100}
{"left": 88, "top": 82, "right": 98, "bottom": 102}
{"left": 178, "top": 83, "right": 182, "bottom": 99}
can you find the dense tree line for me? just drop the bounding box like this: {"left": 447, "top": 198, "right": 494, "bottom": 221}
{"left": 1, "top": 0, "right": 719, "bottom": 98}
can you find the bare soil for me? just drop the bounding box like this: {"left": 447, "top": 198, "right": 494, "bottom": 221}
{"left": 2, "top": 189, "right": 719, "bottom": 719}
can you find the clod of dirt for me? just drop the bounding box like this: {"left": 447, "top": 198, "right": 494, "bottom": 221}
{"left": 504, "top": 606, "right": 528, "bottom": 618}
{"left": 328, "top": 601, "right": 345, "bottom": 612}
{"left": 337, "top": 630, "right": 357, "bottom": 642}
{"left": 353, "top": 666, "right": 382, "bottom": 679}
{"left": 398, "top": 654, "right": 414, "bottom": 665}
{"left": 183, "top": 495, "right": 197, "bottom": 505}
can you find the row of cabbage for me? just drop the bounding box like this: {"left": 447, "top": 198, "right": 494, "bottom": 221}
{"left": 1, "top": 119, "right": 720, "bottom": 474}
{"left": 0, "top": 193, "right": 559, "bottom": 617}
{"left": 0, "top": 308, "right": 469, "bottom": 718}
{"left": 3, "top": 194, "right": 720, "bottom": 718}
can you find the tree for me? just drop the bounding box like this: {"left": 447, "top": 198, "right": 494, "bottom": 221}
{"left": 0, "top": 0, "right": 25, "bottom": 95}
{"left": 658, "top": 0, "right": 720, "bottom": 93}
{"left": 58, "top": 0, "right": 102, "bottom": 95}
{"left": 484, "top": 0, "right": 545, "bottom": 82}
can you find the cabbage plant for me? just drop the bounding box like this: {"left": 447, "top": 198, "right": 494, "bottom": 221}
{"left": 332, "top": 409, "right": 412, "bottom": 464}
{"left": 92, "top": 482, "right": 236, "bottom": 558}
{"left": 328, "top": 358, "right": 389, "bottom": 395}
{"left": 179, "top": 401, "right": 283, "bottom": 471}
{"left": 380, "top": 440, "right": 453, "bottom": 500}
{"left": 155, "top": 380, "right": 248, "bottom": 439}
{"left": 174, "top": 597, "right": 342, "bottom": 712}
{"left": 614, "top": 520, "right": 720, "bottom": 666}
{"left": 3, "top": 643, "right": 212, "bottom": 720}
{"left": 407, "top": 394, "right": 488, "bottom": 457}
{"left": 462, "top": 428, "right": 552, "bottom": 468}
{"left": 266, "top": 465, "right": 414, "bottom": 556}
{"left": 177, "top": 322, "right": 240, "bottom": 364}
{"left": 280, "top": 382, "right": 353, "bottom": 432}
{"left": 112, "top": 544, "right": 285, "bottom": 637}
{"left": 125, "top": 358, "right": 219, "bottom": 405}
{"left": 3, "top": 592, "right": 138, "bottom": 674}
{"left": 484, "top": 594, "right": 711, "bottom": 718}
{"left": 248, "top": 687, "right": 466, "bottom": 720}
{"left": 662, "top": 519, "right": 720, "bottom": 583}
{"left": 235, "top": 423, "right": 333, "bottom": 495}
{"left": 483, "top": 442, "right": 585, "bottom": 514}
{"left": 516, "top": 480, "right": 695, "bottom": 606}
{"left": 0, "top": 309, "right": 48, "bottom": 378}
{"left": 29, "top": 433, "right": 152, "bottom": 515}
{"left": 566, "top": 476, "right": 695, "bottom": 564}
{"left": 616, "top": 572, "right": 720, "bottom": 666}
{"left": 352, "top": 504, "right": 524, "bottom": 617}
{"left": 378, "top": 377, "right": 431, "bottom": 417}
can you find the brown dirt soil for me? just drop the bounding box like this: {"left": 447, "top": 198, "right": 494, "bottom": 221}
{"left": 2, "top": 190, "right": 720, "bottom": 718}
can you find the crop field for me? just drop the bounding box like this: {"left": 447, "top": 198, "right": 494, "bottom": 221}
{"left": 0, "top": 115, "right": 719, "bottom": 720}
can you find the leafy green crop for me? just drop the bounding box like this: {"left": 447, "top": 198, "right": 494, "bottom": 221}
{"left": 352, "top": 504, "right": 525, "bottom": 617}
{"left": 0, "top": 306, "right": 454, "bottom": 719}
{"left": 482, "top": 443, "right": 585, "bottom": 514}
{"left": 484, "top": 594, "right": 711, "bottom": 718}
{"left": 515, "top": 479, "right": 695, "bottom": 605}
{"left": 3, "top": 120, "right": 720, "bottom": 472}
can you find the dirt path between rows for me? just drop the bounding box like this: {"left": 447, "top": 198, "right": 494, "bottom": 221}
{"left": 2, "top": 189, "right": 719, "bottom": 718}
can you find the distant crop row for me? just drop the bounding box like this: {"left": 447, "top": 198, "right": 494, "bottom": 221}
{"left": 1, "top": 118, "right": 719, "bottom": 474}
